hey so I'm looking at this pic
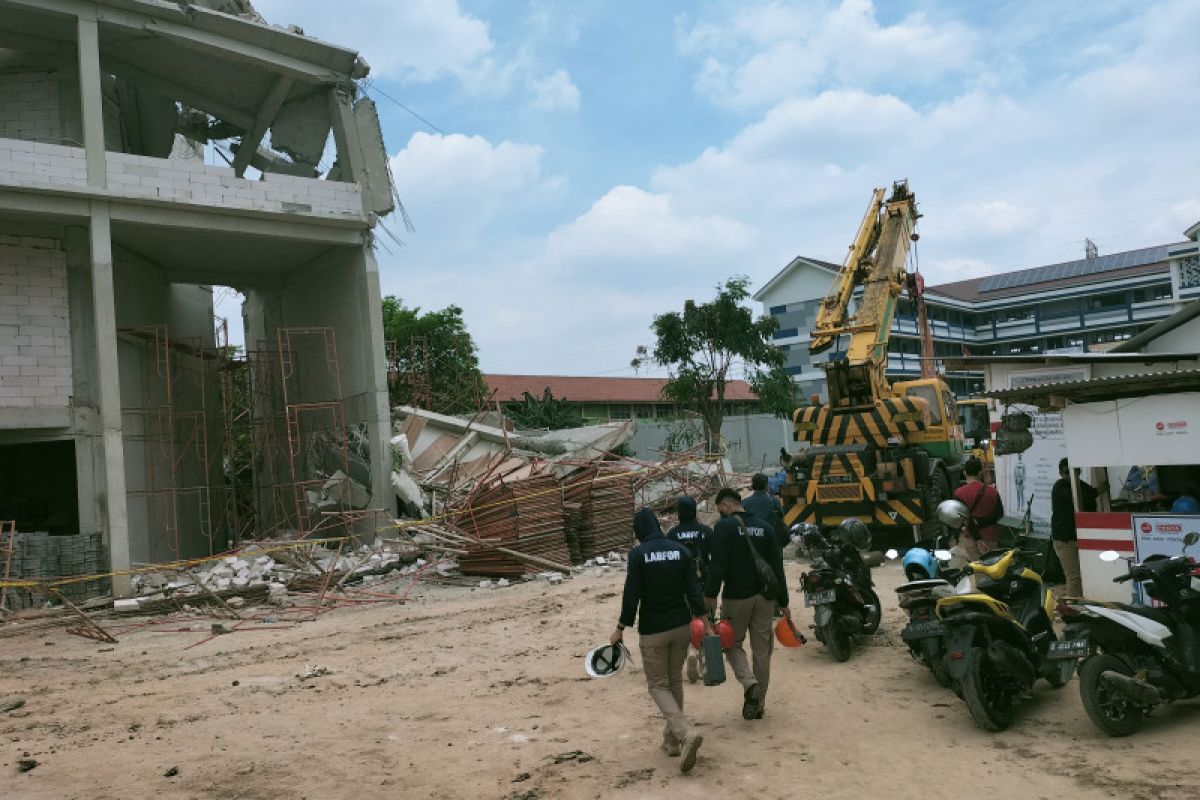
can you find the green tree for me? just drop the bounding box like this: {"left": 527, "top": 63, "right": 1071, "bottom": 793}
{"left": 381, "top": 297, "right": 486, "bottom": 415}
{"left": 631, "top": 276, "right": 791, "bottom": 454}
{"left": 503, "top": 388, "right": 586, "bottom": 430}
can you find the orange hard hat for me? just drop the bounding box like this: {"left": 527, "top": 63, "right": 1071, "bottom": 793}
{"left": 715, "top": 619, "right": 735, "bottom": 650}
{"left": 690, "top": 617, "right": 706, "bottom": 649}
{"left": 774, "top": 617, "right": 805, "bottom": 648}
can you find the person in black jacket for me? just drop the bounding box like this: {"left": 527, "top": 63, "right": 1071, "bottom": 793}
{"left": 705, "top": 487, "right": 790, "bottom": 721}
{"left": 667, "top": 495, "right": 714, "bottom": 683}
{"left": 742, "top": 473, "right": 786, "bottom": 548}
{"left": 612, "top": 507, "right": 711, "bottom": 773}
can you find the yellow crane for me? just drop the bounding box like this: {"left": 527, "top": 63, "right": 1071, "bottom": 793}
{"left": 782, "top": 181, "right": 965, "bottom": 537}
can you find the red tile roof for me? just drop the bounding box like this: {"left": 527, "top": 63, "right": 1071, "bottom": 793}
{"left": 484, "top": 374, "right": 759, "bottom": 404}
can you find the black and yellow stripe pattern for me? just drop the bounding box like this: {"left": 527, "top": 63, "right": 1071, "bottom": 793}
{"left": 792, "top": 397, "right": 929, "bottom": 446}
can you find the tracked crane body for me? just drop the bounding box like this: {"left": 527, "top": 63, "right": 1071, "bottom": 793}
{"left": 782, "top": 181, "right": 965, "bottom": 537}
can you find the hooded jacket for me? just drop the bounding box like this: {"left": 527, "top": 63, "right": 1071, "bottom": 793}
{"left": 620, "top": 508, "right": 706, "bottom": 635}
{"left": 667, "top": 495, "right": 713, "bottom": 582}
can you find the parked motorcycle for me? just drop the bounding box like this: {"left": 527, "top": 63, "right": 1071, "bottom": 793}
{"left": 1054, "top": 531, "right": 1200, "bottom": 736}
{"left": 895, "top": 537, "right": 970, "bottom": 687}
{"left": 934, "top": 501, "right": 1073, "bottom": 730}
{"left": 800, "top": 519, "right": 881, "bottom": 662}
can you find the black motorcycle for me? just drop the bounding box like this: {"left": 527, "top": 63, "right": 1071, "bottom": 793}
{"left": 800, "top": 522, "right": 881, "bottom": 662}
{"left": 1056, "top": 532, "right": 1200, "bottom": 736}
{"left": 895, "top": 537, "right": 969, "bottom": 687}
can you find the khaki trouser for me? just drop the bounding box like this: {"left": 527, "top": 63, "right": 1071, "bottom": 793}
{"left": 1054, "top": 539, "right": 1083, "bottom": 598}
{"left": 639, "top": 624, "right": 692, "bottom": 746}
{"left": 721, "top": 594, "right": 775, "bottom": 695}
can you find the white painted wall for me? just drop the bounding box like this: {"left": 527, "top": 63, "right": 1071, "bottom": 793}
{"left": 757, "top": 260, "right": 838, "bottom": 311}
{"left": 0, "top": 235, "right": 73, "bottom": 409}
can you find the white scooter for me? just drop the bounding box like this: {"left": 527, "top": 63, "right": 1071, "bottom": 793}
{"left": 1054, "top": 531, "right": 1200, "bottom": 736}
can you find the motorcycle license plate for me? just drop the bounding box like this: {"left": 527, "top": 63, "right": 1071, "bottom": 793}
{"left": 1047, "top": 638, "right": 1088, "bottom": 660}
{"left": 901, "top": 620, "right": 943, "bottom": 641}
{"left": 804, "top": 590, "right": 836, "bottom": 607}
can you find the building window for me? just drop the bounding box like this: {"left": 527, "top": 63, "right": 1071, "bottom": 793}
{"left": 1089, "top": 292, "right": 1125, "bottom": 310}
{"left": 633, "top": 405, "right": 656, "bottom": 419}
{"left": 1002, "top": 308, "right": 1032, "bottom": 322}
{"left": 770, "top": 304, "right": 788, "bottom": 315}
{"left": 610, "top": 407, "right": 630, "bottom": 420}
{"left": 1132, "top": 289, "right": 1145, "bottom": 303}
{"left": 1154, "top": 282, "right": 1176, "bottom": 299}
{"left": 773, "top": 327, "right": 798, "bottom": 340}
{"left": 1178, "top": 256, "right": 1200, "bottom": 290}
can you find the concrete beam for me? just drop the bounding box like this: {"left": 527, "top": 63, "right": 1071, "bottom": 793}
{"left": 101, "top": 55, "right": 254, "bottom": 130}
{"left": 76, "top": 16, "right": 106, "bottom": 188}
{"left": 0, "top": 408, "right": 72, "bottom": 429}
{"left": 107, "top": 203, "right": 365, "bottom": 245}
{"left": 88, "top": 202, "right": 132, "bottom": 597}
{"left": 360, "top": 245, "right": 398, "bottom": 519}
{"left": 0, "top": 0, "right": 346, "bottom": 84}
{"left": 232, "top": 75, "right": 293, "bottom": 178}
{"left": 327, "top": 88, "right": 363, "bottom": 184}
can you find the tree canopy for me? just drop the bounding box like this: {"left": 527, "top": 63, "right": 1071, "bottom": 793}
{"left": 502, "top": 388, "right": 586, "bottom": 430}
{"left": 381, "top": 297, "right": 486, "bottom": 416}
{"left": 632, "top": 276, "right": 794, "bottom": 453}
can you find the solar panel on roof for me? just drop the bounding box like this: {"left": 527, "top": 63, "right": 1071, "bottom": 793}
{"left": 977, "top": 244, "right": 1174, "bottom": 293}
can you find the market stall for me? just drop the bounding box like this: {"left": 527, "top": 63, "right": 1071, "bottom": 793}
{"left": 985, "top": 369, "right": 1200, "bottom": 602}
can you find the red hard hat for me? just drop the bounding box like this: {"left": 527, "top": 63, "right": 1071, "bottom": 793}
{"left": 715, "top": 619, "right": 735, "bottom": 650}
{"left": 690, "top": 617, "right": 706, "bottom": 649}
{"left": 775, "top": 617, "right": 803, "bottom": 648}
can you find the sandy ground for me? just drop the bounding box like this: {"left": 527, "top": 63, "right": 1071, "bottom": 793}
{"left": 2, "top": 559, "right": 1199, "bottom": 800}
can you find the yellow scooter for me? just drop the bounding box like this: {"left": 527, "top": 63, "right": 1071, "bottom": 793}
{"left": 934, "top": 505, "right": 1073, "bottom": 730}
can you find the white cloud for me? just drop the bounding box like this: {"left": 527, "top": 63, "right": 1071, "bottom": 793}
{"left": 528, "top": 70, "right": 581, "bottom": 113}
{"left": 387, "top": 131, "right": 560, "bottom": 244}
{"left": 545, "top": 186, "right": 752, "bottom": 275}
{"left": 254, "top": 0, "right": 495, "bottom": 84}
{"left": 378, "top": 1, "right": 1200, "bottom": 375}
{"left": 678, "top": 0, "right": 977, "bottom": 108}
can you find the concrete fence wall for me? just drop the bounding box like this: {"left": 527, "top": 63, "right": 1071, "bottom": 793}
{"left": 629, "top": 412, "right": 793, "bottom": 473}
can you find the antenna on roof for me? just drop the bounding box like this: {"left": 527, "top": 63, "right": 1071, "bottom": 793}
{"left": 1085, "top": 238, "right": 1099, "bottom": 260}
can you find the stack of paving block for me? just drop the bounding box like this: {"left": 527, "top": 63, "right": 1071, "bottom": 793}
{"left": 2, "top": 531, "right": 110, "bottom": 611}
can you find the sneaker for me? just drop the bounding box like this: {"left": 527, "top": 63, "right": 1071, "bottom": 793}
{"left": 686, "top": 653, "right": 700, "bottom": 684}
{"left": 679, "top": 732, "right": 703, "bottom": 774}
{"left": 742, "top": 683, "right": 764, "bottom": 720}
{"left": 662, "top": 732, "right": 681, "bottom": 758}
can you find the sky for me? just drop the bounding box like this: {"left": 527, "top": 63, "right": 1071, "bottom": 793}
{"left": 244, "top": 0, "right": 1200, "bottom": 379}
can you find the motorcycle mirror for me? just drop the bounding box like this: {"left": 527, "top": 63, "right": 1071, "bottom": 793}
{"left": 884, "top": 549, "right": 899, "bottom": 560}
{"left": 934, "top": 549, "right": 953, "bottom": 561}
{"left": 1099, "top": 550, "right": 1121, "bottom": 562}
{"left": 1184, "top": 532, "right": 1199, "bottom": 547}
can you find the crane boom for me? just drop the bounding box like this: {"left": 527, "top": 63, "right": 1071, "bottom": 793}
{"left": 812, "top": 180, "right": 918, "bottom": 409}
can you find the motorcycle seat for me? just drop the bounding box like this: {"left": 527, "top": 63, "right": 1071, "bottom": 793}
{"left": 1113, "top": 602, "right": 1175, "bottom": 627}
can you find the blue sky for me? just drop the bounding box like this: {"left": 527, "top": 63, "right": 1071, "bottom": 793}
{"left": 249, "top": 0, "right": 1200, "bottom": 377}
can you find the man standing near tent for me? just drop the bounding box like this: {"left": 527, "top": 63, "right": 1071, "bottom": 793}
{"left": 612, "top": 508, "right": 711, "bottom": 773}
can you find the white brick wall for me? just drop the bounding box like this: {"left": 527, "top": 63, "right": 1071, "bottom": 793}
{"left": 0, "top": 139, "right": 363, "bottom": 218}
{"left": 105, "top": 152, "right": 363, "bottom": 217}
{"left": 0, "top": 236, "right": 73, "bottom": 409}
{"left": 0, "top": 71, "right": 61, "bottom": 143}
{"left": 0, "top": 139, "right": 88, "bottom": 189}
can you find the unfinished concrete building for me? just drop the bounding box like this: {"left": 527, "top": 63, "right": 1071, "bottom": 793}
{"left": 0, "top": 0, "right": 397, "bottom": 597}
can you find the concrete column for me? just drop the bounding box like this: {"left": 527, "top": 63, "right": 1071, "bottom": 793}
{"left": 76, "top": 14, "right": 106, "bottom": 188}
{"left": 89, "top": 203, "right": 131, "bottom": 596}
{"left": 360, "top": 245, "right": 397, "bottom": 521}
{"left": 64, "top": 226, "right": 103, "bottom": 538}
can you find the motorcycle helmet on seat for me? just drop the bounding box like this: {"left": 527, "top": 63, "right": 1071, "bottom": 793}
{"left": 837, "top": 518, "right": 871, "bottom": 550}
{"left": 937, "top": 499, "right": 969, "bottom": 529}
{"left": 902, "top": 547, "right": 938, "bottom": 581}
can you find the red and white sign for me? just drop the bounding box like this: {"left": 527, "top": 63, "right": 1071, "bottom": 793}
{"left": 1077, "top": 511, "right": 1134, "bottom": 603}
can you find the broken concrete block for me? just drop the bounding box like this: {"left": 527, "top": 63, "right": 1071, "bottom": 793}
{"left": 497, "top": 578, "right": 510, "bottom": 588}
{"left": 226, "top": 596, "right": 246, "bottom": 609}
{"left": 479, "top": 580, "right": 493, "bottom": 589}
{"left": 114, "top": 598, "right": 139, "bottom": 612}
{"left": 594, "top": 556, "right": 608, "bottom": 566}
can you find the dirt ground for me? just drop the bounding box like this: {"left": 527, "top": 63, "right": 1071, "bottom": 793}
{"left": 2, "top": 559, "right": 1199, "bottom": 800}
